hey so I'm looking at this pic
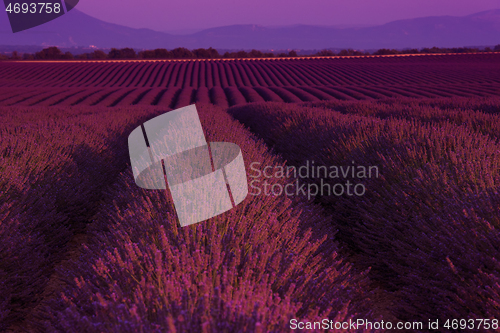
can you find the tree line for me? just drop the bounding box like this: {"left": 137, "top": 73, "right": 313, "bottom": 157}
{"left": 2, "top": 45, "right": 500, "bottom": 60}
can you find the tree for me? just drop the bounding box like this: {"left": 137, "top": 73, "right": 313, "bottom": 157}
{"left": 138, "top": 50, "right": 156, "bottom": 59}
{"left": 139, "top": 49, "right": 173, "bottom": 59}
{"left": 316, "top": 49, "right": 335, "bottom": 56}
{"left": 10, "top": 51, "right": 22, "bottom": 60}
{"left": 192, "top": 48, "right": 211, "bottom": 58}
{"left": 248, "top": 49, "right": 264, "bottom": 58}
{"left": 401, "top": 48, "right": 419, "bottom": 54}
{"left": 235, "top": 50, "right": 248, "bottom": 58}
{"left": 92, "top": 50, "right": 107, "bottom": 59}
{"left": 223, "top": 51, "right": 250, "bottom": 58}
{"left": 373, "top": 48, "right": 399, "bottom": 55}
{"left": 35, "top": 47, "right": 62, "bottom": 59}
{"left": 421, "top": 47, "right": 442, "bottom": 54}
{"left": 192, "top": 47, "right": 220, "bottom": 59}
{"left": 120, "top": 48, "right": 137, "bottom": 58}
{"left": 171, "top": 47, "right": 193, "bottom": 58}
{"left": 154, "top": 48, "right": 172, "bottom": 58}
{"left": 61, "top": 51, "right": 74, "bottom": 60}
{"left": 288, "top": 50, "right": 298, "bottom": 57}
{"left": 263, "top": 52, "right": 275, "bottom": 58}
{"left": 108, "top": 48, "right": 136, "bottom": 59}
{"left": 494, "top": 44, "right": 500, "bottom": 52}
{"left": 206, "top": 47, "right": 220, "bottom": 58}
{"left": 338, "top": 49, "right": 355, "bottom": 56}
{"left": 108, "top": 48, "right": 121, "bottom": 59}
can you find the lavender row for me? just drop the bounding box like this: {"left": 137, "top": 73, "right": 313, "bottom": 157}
{"left": 0, "top": 105, "right": 164, "bottom": 330}
{"left": 228, "top": 101, "right": 500, "bottom": 325}
{"left": 27, "top": 104, "right": 380, "bottom": 332}
{"left": 303, "top": 96, "right": 500, "bottom": 140}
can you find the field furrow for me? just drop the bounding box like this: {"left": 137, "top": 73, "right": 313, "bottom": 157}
{"left": 239, "top": 86, "right": 266, "bottom": 103}
{"left": 210, "top": 86, "right": 229, "bottom": 108}
{"left": 155, "top": 87, "right": 181, "bottom": 107}
{"left": 224, "top": 86, "right": 247, "bottom": 106}
{"left": 194, "top": 86, "right": 211, "bottom": 104}
{"left": 134, "top": 87, "right": 165, "bottom": 105}
{"left": 252, "top": 86, "right": 284, "bottom": 102}
{"left": 268, "top": 86, "right": 303, "bottom": 102}
{"left": 173, "top": 87, "right": 195, "bottom": 108}
{"left": 56, "top": 88, "right": 101, "bottom": 106}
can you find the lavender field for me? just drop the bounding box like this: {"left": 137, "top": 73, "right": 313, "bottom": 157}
{"left": 1, "top": 53, "right": 500, "bottom": 108}
{"left": 1, "top": 55, "right": 500, "bottom": 332}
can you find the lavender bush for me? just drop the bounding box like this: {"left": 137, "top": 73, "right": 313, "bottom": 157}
{"left": 229, "top": 100, "right": 500, "bottom": 327}
{"left": 26, "top": 104, "right": 380, "bottom": 332}
{"left": 0, "top": 105, "right": 165, "bottom": 330}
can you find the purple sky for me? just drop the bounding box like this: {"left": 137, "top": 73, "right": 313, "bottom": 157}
{"left": 77, "top": 0, "right": 500, "bottom": 33}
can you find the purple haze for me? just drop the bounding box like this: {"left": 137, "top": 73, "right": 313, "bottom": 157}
{"left": 76, "top": 0, "right": 500, "bottom": 32}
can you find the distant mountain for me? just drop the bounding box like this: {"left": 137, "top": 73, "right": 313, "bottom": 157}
{"left": 189, "top": 10, "right": 500, "bottom": 50}
{"left": 0, "top": 9, "right": 176, "bottom": 49}
{"left": 1, "top": 9, "right": 499, "bottom": 50}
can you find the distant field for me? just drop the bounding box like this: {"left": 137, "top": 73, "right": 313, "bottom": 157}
{"left": 0, "top": 53, "right": 499, "bottom": 108}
